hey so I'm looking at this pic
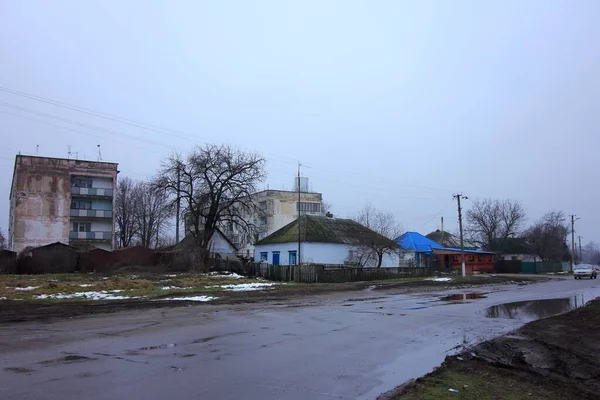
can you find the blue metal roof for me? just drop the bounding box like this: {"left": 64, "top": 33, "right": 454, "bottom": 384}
{"left": 396, "top": 232, "right": 444, "bottom": 253}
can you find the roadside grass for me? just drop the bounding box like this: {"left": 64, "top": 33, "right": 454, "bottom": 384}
{"left": 0, "top": 273, "right": 264, "bottom": 301}
{"left": 395, "top": 359, "right": 565, "bottom": 400}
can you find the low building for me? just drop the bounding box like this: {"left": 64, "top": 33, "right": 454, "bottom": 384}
{"left": 396, "top": 231, "right": 444, "bottom": 267}
{"left": 425, "top": 229, "right": 477, "bottom": 250}
{"left": 396, "top": 231, "right": 495, "bottom": 273}
{"left": 254, "top": 215, "right": 400, "bottom": 267}
{"left": 8, "top": 155, "right": 118, "bottom": 252}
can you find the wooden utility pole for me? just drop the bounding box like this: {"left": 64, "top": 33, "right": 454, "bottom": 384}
{"left": 175, "top": 163, "right": 181, "bottom": 243}
{"left": 453, "top": 194, "right": 468, "bottom": 277}
{"left": 297, "top": 163, "right": 301, "bottom": 266}
{"left": 570, "top": 215, "right": 580, "bottom": 271}
{"left": 578, "top": 236, "right": 583, "bottom": 264}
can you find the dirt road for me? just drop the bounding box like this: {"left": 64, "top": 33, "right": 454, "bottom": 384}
{"left": 1, "top": 277, "right": 599, "bottom": 400}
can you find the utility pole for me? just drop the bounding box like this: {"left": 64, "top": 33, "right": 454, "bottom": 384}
{"left": 453, "top": 194, "right": 468, "bottom": 277}
{"left": 297, "top": 162, "right": 302, "bottom": 266}
{"left": 175, "top": 162, "right": 181, "bottom": 243}
{"left": 570, "top": 215, "right": 580, "bottom": 271}
{"left": 578, "top": 236, "right": 583, "bottom": 264}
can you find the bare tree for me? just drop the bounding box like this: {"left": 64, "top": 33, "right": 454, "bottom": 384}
{"left": 155, "top": 144, "right": 266, "bottom": 264}
{"left": 582, "top": 241, "right": 600, "bottom": 264}
{"left": 115, "top": 177, "right": 140, "bottom": 248}
{"left": 349, "top": 203, "right": 403, "bottom": 268}
{"left": 466, "top": 198, "right": 526, "bottom": 251}
{"left": 321, "top": 200, "right": 332, "bottom": 215}
{"left": 524, "top": 211, "right": 570, "bottom": 262}
{"left": 0, "top": 227, "right": 6, "bottom": 250}
{"left": 135, "top": 183, "right": 172, "bottom": 248}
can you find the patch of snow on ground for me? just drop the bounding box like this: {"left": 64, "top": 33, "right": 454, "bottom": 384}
{"left": 425, "top": 277, "right": 453, "bottom": 282}
{"left": 79, "top": 284, "right": 95, "bottom": 287}
{"left": 35, "top": 291, "right": 131, "bottom": 300}
{"left": 160, "top": 286, "right": 192, "bottom": 290}
{"left": 13, "top": 286, "right": 40, "bottom": 291}
{"left": 207, "top": 282, "right": 277, "bottom": 291}
{"left": 208, "top": 272, "right": 247, "bottom": 279}
{"left": 0, "top": 297, "right": 6, "bottom": 300}
{"left": 164, "top": 274, "right": 177, "bottom": 278}
{"left": 164, "top": 296, "right": 217, "bottom": 302}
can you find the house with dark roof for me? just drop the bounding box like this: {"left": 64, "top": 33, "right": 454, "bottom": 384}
{"left": 254, "top": 215, "right": 400, "bottom": 267}
{"left": 425, "top": 230, "right": 477, "bottom": 250}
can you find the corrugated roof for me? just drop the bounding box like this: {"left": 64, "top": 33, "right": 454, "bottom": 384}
{"left": 395, "top": 232, "right": 444, "bottom": 253}
{"left": 255, "top": 215, "right": 398, "bottom": 247}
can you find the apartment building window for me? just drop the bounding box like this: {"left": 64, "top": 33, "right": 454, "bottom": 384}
{"left": 71, "top": 200, "right": 92, "bottom": 210}
{"left": 72, "top": 222, "right": 91, "bottom": 232}
{"left": 297, "top": 202, "right": 321, "bottom": 213}
{"left": 72, "top": 178, "right": 93, "bottom": 188}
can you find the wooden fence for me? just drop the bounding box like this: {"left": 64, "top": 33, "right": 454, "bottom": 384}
{"left": 212, "top": 261, "right": 436, "bottom": 283}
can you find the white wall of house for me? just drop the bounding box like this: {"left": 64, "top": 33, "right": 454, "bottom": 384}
{"left": 254, "top": 242, "right": 399, "bottom": 267}
{"left": 209, "top": 231, "right": 236, "bottom": 254}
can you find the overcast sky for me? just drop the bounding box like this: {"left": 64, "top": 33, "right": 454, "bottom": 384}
{"left": 1, "top": 1, "right": 599, "bottom": 244}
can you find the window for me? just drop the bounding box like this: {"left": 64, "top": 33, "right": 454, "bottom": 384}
{"left": 72, "top": 222, "right": 91, "bottom": 232}
{"left": 260, "top": 252, "right": 268, "bottom": 261}
{"left": 71, "top": 200, "right": 92, "bottom": 210}
{"left": 297, "top": 202, "right": 321, "bottom": 213}
{"left": 259, "top": 201, "right": 267, "bottom": 210}
{"left": 289, "top": 250, "right": 297, "bottom": 265}
{"left": 72, "top": 178, "right": 93, "bottom": 188}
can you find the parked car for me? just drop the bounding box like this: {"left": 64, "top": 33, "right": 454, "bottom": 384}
{"left": 574, "top": 265, "right": 598, "bottom": 279}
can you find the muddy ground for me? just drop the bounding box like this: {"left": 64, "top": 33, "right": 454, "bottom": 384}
{"left": 0, "top": 275, "right": 540, "bottom": 323}
{"left": 388, "top": 298, "right": 600, "bottom": 400}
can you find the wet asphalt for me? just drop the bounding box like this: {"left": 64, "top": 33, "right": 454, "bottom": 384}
{"left": 2, "top": 277, "right": 600, "bottom": 400}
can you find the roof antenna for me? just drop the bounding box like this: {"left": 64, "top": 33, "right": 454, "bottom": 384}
{"left": 68, "top": 145, "right": 72, "bottom": 160}
{"left": 36, "top": 145, "right": 39, "bottom": 156}
{"left": 97, "top": 145, "right": 102, "bottom": 162}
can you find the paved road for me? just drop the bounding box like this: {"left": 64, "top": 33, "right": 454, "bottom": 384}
{"left": 2, "top": 277, "right": 600, "bottom": 400}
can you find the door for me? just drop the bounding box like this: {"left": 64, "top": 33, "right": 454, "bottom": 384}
{"left": 272, "top": 252, "right": 280, "bottom": 266}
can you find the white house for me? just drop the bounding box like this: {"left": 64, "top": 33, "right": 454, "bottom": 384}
{"left": 254, "top": 215, "right": 400, "bottom": 267}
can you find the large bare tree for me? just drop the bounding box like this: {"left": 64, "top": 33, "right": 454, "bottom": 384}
{"left": 115, "top": 177, "right": 140, "bottom": 248}
{"left": 465, "top": 198, "right": 526, "bottom": 251}
{"left": 155, "top": 144, "right": 266, "bottom": 263}
{"left": 349, "top": 203, "right": 403, "bottom": 268}
{"left": 524, "top": 211, "right": 570, "bottom": 262}
{"left": 135, "top": 183, "right": 172, "bottom": 248}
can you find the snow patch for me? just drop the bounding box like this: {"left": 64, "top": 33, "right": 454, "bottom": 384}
{"left": 164, "top": 296, "right": 217, "bottom": 302}
{"left": 425, "top": 277, "right": 453, "bottom": 282}
{"left": 35, "top": 290, "right": 131, "bottom": 300}
{"left": 207, "top": 282, "right": 277, "bottom": 291}
{"left": 79, "top": 284, "right": 95, "bottom": 287}
{"left": 208, "top": 271, "right": 246, "bottom": 279}
{"left": 0, "top": 297, "right": 6, "bottom": 300}
{"left": 13, "top": 286, "right": 39, "bottom": 291}
{"left": 160, "top": 286, "right": 192, "bottom": 290}
{"left": 164, "top": 274, "right": 177, "bottom": 278}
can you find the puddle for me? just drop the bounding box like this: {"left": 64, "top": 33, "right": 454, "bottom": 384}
{"left": 484, "top": 295, "right": 587, "bottom": 322}
{"left": 440, "top": 293, "right": 487, "bottom": 302}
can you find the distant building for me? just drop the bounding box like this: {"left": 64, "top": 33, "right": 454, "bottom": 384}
{"left": 186, "top": 178, "right": 323, "bottom": 258}
{"left": 254, "top": 214, "right": 400, "bottom": 267}
{"left": 425, "top": 229, "right": 477, "bottom": 250}
{"left": 8, "top": 155, "right": 118, "bottom": 252}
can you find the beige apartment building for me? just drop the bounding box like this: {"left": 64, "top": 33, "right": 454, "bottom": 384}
{"left": 8, "top": 155, "right": 118, "bottom": 252}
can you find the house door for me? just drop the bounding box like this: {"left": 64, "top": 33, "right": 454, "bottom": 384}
{"left": 272, "top": 252, "right": 280, "bottom": 266}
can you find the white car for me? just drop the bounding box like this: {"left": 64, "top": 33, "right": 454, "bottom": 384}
{"left": 574, "top": 265, "right": 598, "bottom": 279}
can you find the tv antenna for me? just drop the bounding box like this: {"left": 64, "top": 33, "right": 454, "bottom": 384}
{"left": 97, "top": 145, "right": 102, "bottom": 162}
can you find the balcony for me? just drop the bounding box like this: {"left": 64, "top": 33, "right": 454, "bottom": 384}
{"left": 71, "top": 187, "right": 114, "bottom": 197}
{"left": 69, "top": 231, "right": 113, "bottom": 240}
{"left": 70, "top": 209, "right": 113, "bottom": 218}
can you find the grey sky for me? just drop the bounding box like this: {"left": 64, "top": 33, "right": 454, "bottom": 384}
{"left": 1, "top": 1, "right": 599, "bottom": 244}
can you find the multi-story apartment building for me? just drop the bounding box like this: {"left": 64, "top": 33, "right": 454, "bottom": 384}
{"left": 224, "top": 179, "right": 323, "bottom": 257}
{"left": 8, "top": 155, "right": 118, "bottom": 252}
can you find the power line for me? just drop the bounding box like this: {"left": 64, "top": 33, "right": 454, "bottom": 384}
{"left": 0, "top": 85, "right": 454, "bottom": 194}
